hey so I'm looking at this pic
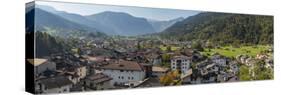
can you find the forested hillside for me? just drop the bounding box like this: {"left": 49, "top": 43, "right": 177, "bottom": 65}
{"left": 160, "top": 12, "right": 273, "bottom": 45}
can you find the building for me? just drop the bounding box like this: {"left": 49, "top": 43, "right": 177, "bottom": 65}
{"left": 145, "top": 53, "right": 162, "bottom": 65}
{"left": 64, "top": 66, "right": 87, "bottom": 84}
{"left": 170, "top": 55, "right": 192, "bottom": 76}
{"left": 36, "top": 76, "right": 73, "bottom": 94}
{"left": 181, "top": 69, "right": 193, "bottom": 84}
{"left": 27, "top": 58, "right": 56, "bottom": 76}
{"left": 211, "top": 54, "right": 227, "bottom": 66}
{"left": 134, "top": 77, "right": 163, "bottom": 88}
{"left": 99, "top": 60, "right": 146, "bottom": 86}
{"left": 152, "top": 66, "right": 169, "bottom": 77}
{"left": 84, "top": 73, "right": 113, "bottom": 90}
{"left": 140, "top": 63, "right": 153, "bottom": 78}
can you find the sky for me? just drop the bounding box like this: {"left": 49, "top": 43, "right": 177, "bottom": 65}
{"left": 36, "top": 1, "right": 200, "bottom": 21}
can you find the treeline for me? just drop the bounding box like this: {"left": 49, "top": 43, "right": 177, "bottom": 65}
{"left": 160, "top": 12, "right": 273, "bottom": 45}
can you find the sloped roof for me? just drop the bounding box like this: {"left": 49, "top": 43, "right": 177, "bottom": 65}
{"left": 152, "top": 66, "right": 169, "bottom": 72}
{"left": 86, "top": 73, "right": 112, "bottom": 84}
{"left": 40, "top": 76, "right": 73, "bottom": 89}
{"left": 100, "top": 60, "right": 144, "bottom": 71}
{"left": 27, "top": 58, "right": 47, "bottom": 66}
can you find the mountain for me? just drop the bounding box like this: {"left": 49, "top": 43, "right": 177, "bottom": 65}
{"left": 87, "top": 11, "right": 156, "bottom": 36}
{"left": 34, "top": 8, "right": 98, "bottom": 33}
{"left": 37, "top": 5, "right": 114, "bottom": 35}
{"left": 57, "top": 12, "right": 115, "bottom": 35}
{"left": 148, "top": 17, "right": 184, "bottom": 32}
{"left": 160, "top": 12, "right": 273, "bottom": 45}
{"left": 34, "top": 31, "right": 65, "bottom": 57}
{"left": 26, "top": 8, "right": 106, "bottom": 39}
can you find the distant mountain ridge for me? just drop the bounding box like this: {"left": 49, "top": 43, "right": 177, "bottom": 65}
{"left": 86, "top": 11, "right": 156, "bottom": 36}
{"left": 36, "top": 5, "right": 183, "bottom": 36}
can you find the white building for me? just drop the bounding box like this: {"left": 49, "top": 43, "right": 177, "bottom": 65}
{"left": 171, "top": 55, "right": 192, "bottom": 76}
{"left": 99, "top": 60, "right": 146, "bottom": 86}
{"left": 37, "top": 76, "right": 73, "bottom": 94}
{"left": 27, "top": 58, "right": 56, "bottom": 76}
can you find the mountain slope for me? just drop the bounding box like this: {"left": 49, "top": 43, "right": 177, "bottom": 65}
{"left": 34, "top": 8, "right": 97, "bottom": 32}
{"left": 56, "top": 12, "right": 114, "bottom": 35}
{"left": 160, "top": 12, "right": 273, "bottom": 44}
{"left": 34, "top": 32, "right": 65, "bottom": 57}
{"left": 87, "top": 11, "right": 156, "bottom": 36}
{"left": 37, "top": 5, "right": 114, "bottom": 35}
{"left": 30, "top": 8, "right": 106, "bottom": 39}
{"left": 148, "top": 17, "right": 184, "bottom": 32}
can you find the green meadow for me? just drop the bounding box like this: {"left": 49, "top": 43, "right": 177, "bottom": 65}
{"left": 202, "top": 45, "right": 271, "bottom": 58}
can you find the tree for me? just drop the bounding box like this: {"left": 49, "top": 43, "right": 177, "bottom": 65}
{"left": 238, "top": 65, "right": 251, "bottom": 81}
{"left": 159, "top": 70, "right": 181, "bottom": 85}
{"left": 167, "top": 46, "right": 172, "bottom": 52}
{"left": 253, "top": 60, "right": 273, "bottom": 80}
{"left": 192, "top": 42, "right": 204, "bottom": 51}
{"left": 162, "top": 53, "right": 171, "bottom": 62}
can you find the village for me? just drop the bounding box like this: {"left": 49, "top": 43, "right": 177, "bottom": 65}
{"left": 28, "top": 37, "right": 273, "bottom": 94}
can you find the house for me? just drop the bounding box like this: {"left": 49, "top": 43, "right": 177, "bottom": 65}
{"left": 27, "top": 58, "right": 56, "bottom": 76}
{"left": 256, "top": 53, "right": 269, "bottom": 60}
{"left": 84, "top": 73, "right": 113, "bottom": 90}
{"left": 99, "top": 60, "right": 146, "bottom": 86}
{"left": 152, "top": 66, "right": 169, "bottom": 77}
{"left": 134, "top": 77, "right": 163, "bottom": 88}
{"left": 211, "top": 54, "right": 226, "bottom": 66}
{"left": 145, "top": 53, "right": 162, "bottom": 65}
{"left": 217, "top": 73, "right": 229, "bottom": 82}
{"left": 181, "top": 69, "right": 193, "bottom": 84}
{"left": 170, "top": 55, "right": 192, "bottom": 76}
{"left": 140, "top": 63, "right": 153, "bottom": 78}
{"left": 36, "top": 76, "right": 73, "bottom": 94}
{"left": 87, "top": 55, "right": 110, "bottom": 63}
{"left": 64, "top": 66, "right": 87, "bottom": 84}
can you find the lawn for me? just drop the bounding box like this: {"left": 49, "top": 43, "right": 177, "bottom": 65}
{"left": 201, "top": 45, "right": 271, "bottom": 58}
{"left": 159, "top": 45, "right": 180, "bottom": 51}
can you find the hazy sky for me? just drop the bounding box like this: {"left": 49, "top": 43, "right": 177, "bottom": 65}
{"left": 36, "top": 1, "right": 200, "bottom": 21}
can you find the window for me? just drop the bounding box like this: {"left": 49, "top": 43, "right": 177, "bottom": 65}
{"left": 120, "top": 70, "right": 124, "bottom": 72}
{"left": 128, "top": 77, "right": 130, "bottom": 80}
{"left": 90, "top": 83, "right": 93, "bottom": 87}
{"left": 131, "top": 77, "right": 134, "bottom": 80}
{"left": 100, "top": 82, "right": 104, "bottom": 85}
{"left": 121, "top": 76, "right": 124, "bottom": 79}
{"left": 118, "top": 76, "right": 120, "bottom": 79}
{"left": 64, "top": 88, "right": 67, "bottom": 92}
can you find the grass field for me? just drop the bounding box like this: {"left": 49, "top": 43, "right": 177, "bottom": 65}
{"left": 201, "top": 45, "right": 271, "bottom": 58}
{"left": 159, "top": 45, "right": 180, "bottom": 51}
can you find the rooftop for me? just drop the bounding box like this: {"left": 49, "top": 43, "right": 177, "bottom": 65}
{"left": 39, "top": 76, "right": 73, "bottom": 89}
{"left": 172, "top": 55, "right": 191, "bottom": 60}
{"left": 86, "top": 73, "right": 112, "bottom": 84}
{"left": 181, "top": 69, "right": 193, "bottom": 79}
{"left": 100, "top": 60, "right": 144, "bottom": 71}
{"left": 152, "top": 66, "right": 169, "bottom": 72}
{"left": 27, "top": 58, "right": 48, "bottom": 66}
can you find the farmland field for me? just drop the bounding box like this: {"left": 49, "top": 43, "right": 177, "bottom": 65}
{"left": 201, "top": 45, "right": 271, "bottom": 58}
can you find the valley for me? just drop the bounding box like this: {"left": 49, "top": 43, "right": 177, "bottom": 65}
{"left": 26, "top": 3, "right": 273, "bottom": 93}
